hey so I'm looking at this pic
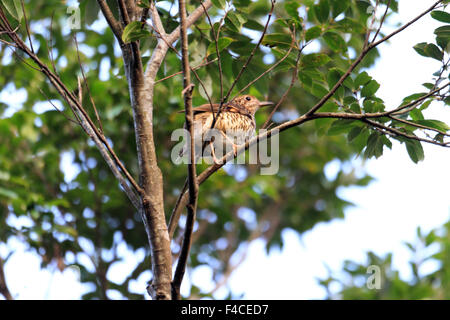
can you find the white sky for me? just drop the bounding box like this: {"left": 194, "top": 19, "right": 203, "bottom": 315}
{"left": 1, "top": 0, "right": 450, "bottom": 300}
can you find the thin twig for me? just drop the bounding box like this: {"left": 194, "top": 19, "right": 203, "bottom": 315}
{"left": 39, "top": 88, "right": 79, "bottom": 125}
{"left": 0, "top": 6, "right": 142, "bottom": 207}
{"left": 155, "top": 58, "right": 217, "bottom": 84}
{"left": 47, "top": 12, "right": 57, "bottom": 74}
{"left": 388, "top": 115, "right": 450, "bottom": 137}
{"left": 371, "top": 0, "right": 391, "bottom": 43}
{"left": 20, "top": 0, "right": 34, "bottom": 54}
{"left": 73, "top": 35, "right": 104, "bottom": 133}
{"left": 236, "top": 28, "right": 298, "bottom": 97}
{"left": 214, "top": 0, "right": 276, "bottom": 122}
{"left": 364, "top": 0, "right": 380, "bottom": 49}
{"left": 262, "top": 42, "right": 302, "bottom": 129}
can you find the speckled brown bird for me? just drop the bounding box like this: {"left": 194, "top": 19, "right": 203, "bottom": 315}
{"left": 178, "top": 95, "right": 273, "bottom": 163}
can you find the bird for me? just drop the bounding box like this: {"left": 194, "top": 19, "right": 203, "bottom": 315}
{"left": 177, "top": 95, "right": 273, "bottom": 164}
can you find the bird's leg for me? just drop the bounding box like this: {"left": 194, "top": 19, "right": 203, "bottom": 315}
{"left": 220, "top": 131, "right": 239, "bottom": 157}
{"left": 209, "top": 140, "right": 222, "bottom": 165}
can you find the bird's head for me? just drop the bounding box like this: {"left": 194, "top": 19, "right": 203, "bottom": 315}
{"left": 232, "top": 95, "right": 273, "bottom": 115}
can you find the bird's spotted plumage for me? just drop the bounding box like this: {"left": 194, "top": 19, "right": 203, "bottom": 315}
{"left": 178, "top": 95, "right": 273, "bottom": 162}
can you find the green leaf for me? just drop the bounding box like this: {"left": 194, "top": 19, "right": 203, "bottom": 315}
{"left": 207, "top": 37, "right": 234, "bottom": 55}
{"left": 302, "top": 68, "right": 325, "bottom": 82}
{"left": 434, "top": 25, "right": 450, "bottom": 37}
{"left": 306, "top": 26, "right": 323, "bottom": 41}
{"left": 0, "top": 187, "right": 18, "bottom": 199}
{"left": 354, "top": 71, "right": 371, "bottom": 88}
{"left": 431, "top": 10, "right": 450, "bottom": 23}
{"left": 405, "top": 139, "right": 424, "bottom": 163}
{"left": 436, "top": 36, "right": 450, "bottom": 51}
{"left": 361, "top": 80, "right": 380, "bottom": 98}
{"left": 2, "top": 0, "right": 23, "bottom": 21}
{"left": 314, "top": 0, "right": 330, "bottom": 24}
{"left": 412, "top": 120, "right": 450, "bottom": 132}
{"left": 122, "top": 21, "right": 151, "bottom": 43}
{"left": 299, "top": 71, "right": 312, "bottom": 87}
{"left": 410, "top": 109, "right": 424, "bottom": 121}
{"left": 422, "top": 83, "right": 435, "bottom": 90}
{"left": 364, "top": 132, "right": 384, "bottom": 159}
{"left": 348, "top": 126, "right": 363, "bottom": 142}
{"left": 424, "top": 43, "right": 444, "bottom": 61}
{"left": 84, "top": 0, "right": 99, "bottom": 26}
{"left": 262, "top": 33, "right": 293, "bottom": 47}
{"left": 328, "top": 119, "right": 355, "bottom": 136}
{"left": 344, "top": 96, "right": 358, "bottom": 105}
{"left": 413, "top": 42, "right": 428, "bottom": 57}
{"left": 327, "top": 68, "right": 344, "bottom": 88}
{"left": 244, "top": 19, "right": 265, "bottom": 31}
{"left": 137, "top": 0, "right": 150, "bottom": 8}
{"left": 323, "top": 31, "right": 346, "bottom": 52}
{"left": 311, "top": 82, "right": 329, "bottom": 98}
{"left": 434, "top": 26, "right": 450, "bottom": 49}
{"left": 225, "top": 11, "right": 246, "bottom": 32}
{"left": 330, "top": 0, "right": 350, "bottom": 18}
{"left": 301, "top": 53, "right": 331, "bottom": 68}
{"left": 285, "top": 1, "right": 300, "bottom": 18}
{"left": 211, "top": 0, "right": 226, "bottom": 9}
{"left": 402, "top": 92, "right": 428, "bottom": 103}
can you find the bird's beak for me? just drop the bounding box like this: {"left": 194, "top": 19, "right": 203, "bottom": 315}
{"left": 259, "top": 101, "right": 274, "bottom": 107}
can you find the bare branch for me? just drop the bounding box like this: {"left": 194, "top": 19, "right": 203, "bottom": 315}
{"left": 371, "top": 0, "right": 442, "bottom": 48}
{"left": 155, "top": 58, "right": 217, "bottom": 84}
{"left": 387, "top": 83, "right": 450, "bottom": 115}
{"left": 171, "top": 0, "right": 199, "bottom": 300}
{"left": 388, "top": 116, "right": 450, "bottom": 138}
{"left": 236, "top": 41, "right": 296, "bottom": 97}
{"left": 0, "top": 7, "right": 142, "bottom": 208}
{"left": 262, "top": 43, "right": 302, "bottom": 129}
{"left": 73, "top": 35, "right": 104, "bottom": 133}
{"left": 371, "top": 0, "right": 391, "bottom": 43}
{"left": 150, "top": 0, "right": 166, "bottom": 36}
{"left": 97, "top": 0, "right": 124, "bottom": 44}
{"left": 165, "top": 0, "right": 213, "bottom": 45}
{"left": 19, "top": 0, "right": 34, "bottom": 54}
{"left": 118, "top": 0, "right": 131, "bottom": 25}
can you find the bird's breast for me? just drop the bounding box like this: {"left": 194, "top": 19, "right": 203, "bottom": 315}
{"left": 193, "top": 111, "right": 256, "bottom": 143}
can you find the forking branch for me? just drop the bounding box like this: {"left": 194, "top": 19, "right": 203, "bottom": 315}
{"left": 171, "top": 0, "right": 199, "bottom": 300}
{"left": 168, "top": 0, "right": 450, "bottom": 233}
{"left": 0, "top": 5, "right": 142, "bottom": 210}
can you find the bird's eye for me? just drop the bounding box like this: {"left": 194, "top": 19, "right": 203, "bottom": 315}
{"left": 245, "top": 96, "right": 251, "bottom": 101}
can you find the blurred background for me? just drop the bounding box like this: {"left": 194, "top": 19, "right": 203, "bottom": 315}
{"left": 0, "top": 0, "right": 449, "bottom": 299}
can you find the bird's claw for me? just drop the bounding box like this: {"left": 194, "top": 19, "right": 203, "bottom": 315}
{"left": 232, "top": 144, "right": 238, "bottom": 157}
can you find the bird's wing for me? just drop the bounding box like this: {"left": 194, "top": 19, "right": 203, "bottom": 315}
{"left": 177, "top": 103, "right": 243, "bottom": 115}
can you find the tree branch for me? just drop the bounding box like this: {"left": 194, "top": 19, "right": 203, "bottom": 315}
{"left": 0, "top": 7, "right": 141, "bottom": 209}
{"left": 0, "top": 256, "right": 13, "bottom": 300}
{"left": 171, "top": 0, "right": 199, "bottom": 300}
{"left": 96, "top": 0, "right": 123, "bottom": 44}
{"left": 305, "top": 0, "right": 444, "bottom": 117}
{"left": 150, "top": 0, "right": 167, "bottom": 37}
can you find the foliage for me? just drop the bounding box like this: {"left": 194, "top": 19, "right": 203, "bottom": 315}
{"left": 320, "top": 222, "right": 450, "bottom": 299}
{"left": 0, "top": 0, "right": 449, "bottom": 299}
